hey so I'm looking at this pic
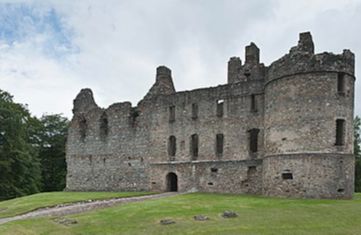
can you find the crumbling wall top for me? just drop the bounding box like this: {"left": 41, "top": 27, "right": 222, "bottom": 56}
{"left": 267, "top": 32, "right": 355, "bottom": 83}
{"left": 73, "top": 88, "right": 99, "bottom": 114}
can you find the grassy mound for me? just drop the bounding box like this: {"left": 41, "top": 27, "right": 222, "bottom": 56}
{"left": 0, "top": 191, "right": 153, "bottom": 218}
{"left": 1, "top": 193, "right": 361, "bottom": 235}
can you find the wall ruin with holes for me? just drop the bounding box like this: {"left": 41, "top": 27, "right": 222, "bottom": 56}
{"left": 66, "top": 32, "right": 355, "bottom": 199}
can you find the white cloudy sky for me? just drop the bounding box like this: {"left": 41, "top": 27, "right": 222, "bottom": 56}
{"left": 0, "top": 0, "right": 360, "bottom": 118}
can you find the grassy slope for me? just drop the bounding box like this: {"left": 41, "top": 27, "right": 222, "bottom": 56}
{"left": 1, "top": 193, "right": 361, "bottom": 235}
{"left": 0, "top": 192, "right": 153, "bottom": 218}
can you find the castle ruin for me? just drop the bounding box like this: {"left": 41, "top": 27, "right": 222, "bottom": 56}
{"left": 65, "top": 32, "right": 355, "bottom": 199}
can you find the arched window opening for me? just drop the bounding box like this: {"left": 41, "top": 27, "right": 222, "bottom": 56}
{"left": 216, "top": 99, "right": 224, "bottom": 117}
{"left": 191, "top": 134, "right": 199, "bottom": 160}
{"left": 335, "top": 119, "right": 346, "bottom": 146}
{"left": 168, "top": 135, "right": 176, "bottom": 159}
{"left": 79, "top": 116, "right": 87, "bottom": 141}
{"left": 99, "top": 112, "right": 109, "bottom": 139}
{"left": 216, "top": 134, "right": 224, "bottom": 156}
{"left": 248, "top": 128, "right": 260, "bottom": 153}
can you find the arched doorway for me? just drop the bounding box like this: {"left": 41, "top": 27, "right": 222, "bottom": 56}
{"left": 166, "top": 172, "right": 178, "bottom": 192}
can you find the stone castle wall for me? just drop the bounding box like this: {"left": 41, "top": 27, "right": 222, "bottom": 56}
{"left": 66, "top": 32, "right": 355, "bottom": 199}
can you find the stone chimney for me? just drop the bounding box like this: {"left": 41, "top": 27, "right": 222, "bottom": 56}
{"left": 245, "top": 42, "right": 260, "bottom": 65}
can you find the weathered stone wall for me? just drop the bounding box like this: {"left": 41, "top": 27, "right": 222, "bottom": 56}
{"left": 262, "top": 32, "right": 355, "bottom": 198}
{"left": 262, "top": 154, "right": 354, "bottom": 199}
{"left": 65, "top": 31, "right": 355, "bottom": 199}
{"left": 149, "top": 160, "right": 262, "bottom": 194}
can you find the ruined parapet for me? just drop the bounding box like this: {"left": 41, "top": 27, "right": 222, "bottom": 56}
{"left": 228, "top": 43, "right": 266, "bottom": 83}
{"left": 267, "top": 32, "right": 355, "bottom": 82}
{"left": 142, "top": 66, "right": 176, "bottom": 100}
{"left": 72, "top": 88, "right": 99, "bottom": 114}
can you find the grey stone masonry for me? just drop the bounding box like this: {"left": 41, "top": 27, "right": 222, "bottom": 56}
{"left": 66, "top": 32, "right": 355, "bottom": 199}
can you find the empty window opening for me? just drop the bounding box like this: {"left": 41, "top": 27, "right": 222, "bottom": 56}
{"left": 216, "top": 134, "right": 224, "bottom": 156}
{"left": 244, "top": 69, "right": 251, "bottom": 78}
{"left": 337, "top": 188, "right": 345, "bottom": 193}
{"left": 211, "top": 168, "right": 218, "bottom": 173}
{"left": 79, "top": 116, "right": 87, "bottom": 141}
{"left": 192, "top": 103, "right": 198, "bottom": 119}
{"left": 248, "top": 128, "right": 260, "bottom": 153}
{"left": 130, "top": 107, "right": 140, "bottom": 127}
{"left": 216, "top": 99, "right": 224, "bottom": 117}
{"left": 151, "top": 182, "right": 157, "bottom": 185}
{"left": 169, "top": 106, "right": 175, "bottom": 122}
{"left": 282, "top": 173, "right": 293, "bottom": 180}
{"left": 168, "top": 135, "right": 177, "bottom": 158}
{"left": 335, "top": 119, "right": 345, "bottom": 146}
{"left": 337, "top": 73, "right": 346, "bottom": 94}
{"left": 208, "top": 182, "right": 214, "bottom": 186}
{"left": 99, "top": 112, "right": 109, "bottom": 139}
{"left": 166, "top": 172, "right": 178, "bottom": 192}
{"left": 251, "top": 94, "right": 257, "bottom": 112}
{"left": 191, "top": 134, "right": 199, "bottom": 160}
{"left": 247, "top": 166, "right": 257, "bottom": 176}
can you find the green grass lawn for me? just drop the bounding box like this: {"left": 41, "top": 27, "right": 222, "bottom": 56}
{"left": 0, "top": 191, "right": 153, "bottom": 219}
{"left": 1, "top": 193, "right": 361, "bottom": 235}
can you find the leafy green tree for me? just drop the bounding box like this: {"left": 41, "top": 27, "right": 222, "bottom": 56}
{"left": 36, "top": 114, "right": 69, "bottom": 191}
{"left": 354, "top": 116, "right": 361, "bottom": 192}
{"left": 0, "top": 90, "right": 41, "bottom": 200}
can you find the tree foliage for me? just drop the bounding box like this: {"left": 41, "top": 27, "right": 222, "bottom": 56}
{"left": 0, "top": 90, "right": 41, "bottom": 200}
{"left": 0, "top": 89, "right": 69, "bottom": 200}
{"left": 37, "top": 114, "right": 69, "bottom": 191}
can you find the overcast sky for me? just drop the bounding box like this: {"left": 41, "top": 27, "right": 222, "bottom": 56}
{"left": 0, "top": 0, "right": 360, "bottom": 118}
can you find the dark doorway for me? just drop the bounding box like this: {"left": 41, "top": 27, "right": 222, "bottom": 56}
{"left": 166, "top": 172, "right": 178, "bottom": 192}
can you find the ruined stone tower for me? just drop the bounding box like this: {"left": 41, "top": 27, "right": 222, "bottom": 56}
{"left": 66, "top": 32, "right": 355, "bottom": 199}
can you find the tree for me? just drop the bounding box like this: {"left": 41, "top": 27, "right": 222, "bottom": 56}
{"left": 354, "top": 116, "right": 361, "bottom": 192}
{"left": 36, "top": 114, "right": 69, "bottom": 191}
{"left": 0, "top": 90, "right": 41, "bottom": 200}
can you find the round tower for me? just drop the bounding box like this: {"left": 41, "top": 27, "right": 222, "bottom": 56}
{"left": 263, "top": 32, "right": 355, "bottom": 199}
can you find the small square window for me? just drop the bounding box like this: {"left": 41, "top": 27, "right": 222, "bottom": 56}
{"left": 282, "top": 173, "right": 293, "bottom": 180}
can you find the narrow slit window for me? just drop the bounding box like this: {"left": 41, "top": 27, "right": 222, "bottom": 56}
{"left": 192, "top": 103, "right": 198, "bottom": 119}
{"left": 79, "top": 116, "right": 87, "bottom": 141}
{"left": 251, "top": 94, "right": 257, "bottom": 112}
{"left": 168, "top": 136, "right": 176, "bottom": 158}
{"left": 99, "top": 112, "right": 108, "bottom": 139}
{"left": 216, "top": 134, "right": 224, "bottom": 156}
{"left": 337, "top": 73, "right": 346, "bottom": 94}
{"left": 191, "top": 134, "right": 199, "bottom": 160}
{"left": 335, "top": 119, "right": 345, "bottom": 146}
{"left": 169, "top": 106, "right": 175, "bottom": 122}
{"left": 249, "top": 128, "right": 260, "bottom": 153}
{"left": 217, "top": 99, "right": 224, "bottom": 117}
{"left": 130, "top": 108, "right": 140, "bottom": 127}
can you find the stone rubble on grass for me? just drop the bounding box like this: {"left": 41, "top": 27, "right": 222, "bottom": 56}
{"left": 0, "top": 208, "right": 7, "bottom": 212}
{"left": 160, "top": 219, "right": 176, "bottom": 225}
{"left": 52, "top": 217, "right": 78, "bottom": 226}
{"left": 194, "top": 215, "right": 209, "bottom": 221}
{"left": 222, "top": 211, "right": 238, "bottom": 218}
